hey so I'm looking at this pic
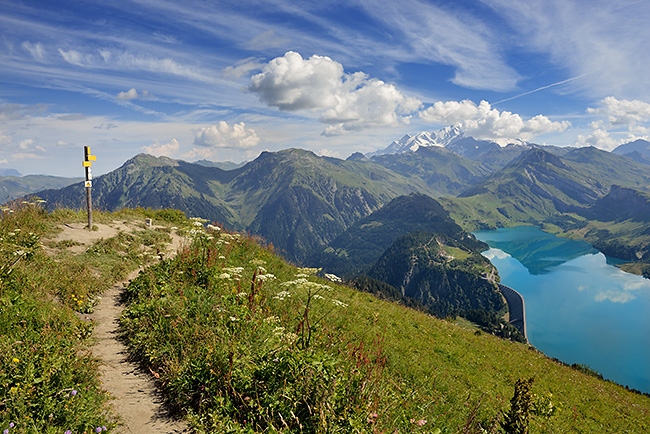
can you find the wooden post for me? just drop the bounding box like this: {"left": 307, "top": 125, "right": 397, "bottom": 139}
{"left": 83, "top": 146, "right": 97, "bottom": 230}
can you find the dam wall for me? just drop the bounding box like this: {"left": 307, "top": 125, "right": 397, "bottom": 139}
{"left": 498, "top": 283, "right": 527, "bottom": 340}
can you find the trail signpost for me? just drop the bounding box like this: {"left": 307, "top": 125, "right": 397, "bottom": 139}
{"left": 83, "top": 146, "right": 97, "bottom": 229}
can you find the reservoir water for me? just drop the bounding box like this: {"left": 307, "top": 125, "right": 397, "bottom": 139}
{"left": 473, "top": 226, "right": 650, "bottom": 394}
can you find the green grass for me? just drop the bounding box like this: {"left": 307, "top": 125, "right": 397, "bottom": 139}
{"left": 119, "top": 222, "right": 650, "bottom": 433}
{"left": 2, "top": 203, "right": 649, "bottom": 433}
{"left": 0, "top": 202, "right": 187, "bottom": 433}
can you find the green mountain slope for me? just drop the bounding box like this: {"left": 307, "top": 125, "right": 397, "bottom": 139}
{"left": 37, "top": 150, "right": 433, "bottom": 263}
{"left": 369, "top": 146, "right": 490, "bottom": 196}
{"left": 442, "top": 147, "right": 650, "bottom": 230}
{"left": 312, "top": 193, "right": 484, "bottom": 275}
{"left": 0, "top": 175, "right": 82, "bottom": 203}
{"left": 366, "top": 231, "right": 504, "bottom": 318}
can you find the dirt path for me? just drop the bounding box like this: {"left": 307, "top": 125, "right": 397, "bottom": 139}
{"left": 49, "top": 221, "right": 192, "bottom": 433}
{"left": 91, "top": 269, "right": 191, "bottom": 433}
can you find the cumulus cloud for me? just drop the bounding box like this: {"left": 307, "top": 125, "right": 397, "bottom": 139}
{"left": 420, "top": 99, "right": 570, "bottom": 140}
{"left": 576, "top": 97, "right": 650, "bottom": 150}
{"left": 194, "top": 121, "right": 260, "bottom": 149}
{"left": 116, "top": 88, "right": 152, "bottom": 100}
{"left": 141, "top": 138, "right": 180, "bottom": 157}
{"left": 248, "top": 52, "right": 422, "bottom": 134}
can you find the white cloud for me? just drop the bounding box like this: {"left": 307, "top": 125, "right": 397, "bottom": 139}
{"left": 194, "top": 121, "right": 260, "bottom": 149}
{"left": 576, "top": 97, "right": 650, "bottom": 150}
{"left": 116, "top": 88, "right": 152, "bottom": 100}
{"left": 141, "top": 138, "right": 180, "bottom": 157}
{"left": 249, "top": 51, "right": 422, "bottom": 134}
{"left": 0, "top": 159, "right": 8, "bottom": 165}
{"left": 21, "top": 41, "right": 46, "bottom": 61}
{"left": 222, "top": 58, "right": 265, "bottom": 79}
{"left": 315, "top": 148, "right": 343, "bottom": 159}
{"left": 357, "top": 0, "right": 520, "bottom": 92}
{"left": 420, "top": 99, "right": 570, "bottom": 140}
{"left": 482, "top": 0, "right": 650, "bottom": 100}
{"left": 244, "top": 30, "right": 290, "bottom": 51}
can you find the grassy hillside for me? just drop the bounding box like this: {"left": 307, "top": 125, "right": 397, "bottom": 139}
{"left": 0, "top": 175, "right": 82, "bottom": 203}
{"left": 0, "top": 202, "right": 180, "bottom": 432}
{"left": 118, "top": 213, "right": 650, "bottom": 433}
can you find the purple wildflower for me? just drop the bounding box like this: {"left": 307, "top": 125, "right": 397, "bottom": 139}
{"left": 4, "top": 429, "right": 8, "bottom": 434}
{"left": 71, "top": 390, "right": 77, "bottom": 396}
{"left": 65, "top": 431, "right": 72, "bottom": 434}
{"left": 96, "top": 428, "right": 102, "bottom": 433}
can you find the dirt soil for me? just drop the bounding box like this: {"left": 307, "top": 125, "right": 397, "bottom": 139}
{"left": 47, "top": 221, "right": 192, "bottom": 433}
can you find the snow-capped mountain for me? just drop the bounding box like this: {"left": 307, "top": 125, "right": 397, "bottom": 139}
{"left": 370, "top": 125, "right": 465, "bottom": 157}
{"left": 369, "top": 125, "right": 532, "bottom": 159}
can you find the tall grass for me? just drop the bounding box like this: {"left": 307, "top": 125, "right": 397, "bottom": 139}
{"left": 119, "top": 225, "right": 650, "bottom": 433}
{"left": 0, "top": 202, "right": 177, "bottom": 433}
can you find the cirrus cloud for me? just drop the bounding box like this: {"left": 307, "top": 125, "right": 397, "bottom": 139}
{"left": 194, "top": 121, "right": 260, "bottom": 149}
{"left": 420, "top": 99, "right": 570, "bottom": 140}
{"left": 248, "top": 52, "right": 422, "bottom": 135}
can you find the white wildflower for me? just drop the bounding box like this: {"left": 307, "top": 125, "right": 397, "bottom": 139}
{"left": 229, "top": 316, "right": 239, "bottom": 322}
{"left": 264, "top": 316, "right": 280, "bottom": 324}
{"left": 281, "top": 278, "right": 309, "bottom": 287}
{"left": 170, "top": 226, "right": 178, "bottom": 230}
{"left": 250, "top": 259, "right": 266, "bottom": 266}
{"left": 295, "top": 273, "right": 310, "bottom": 278}
{"left": 273, "top": 290, "right": 292, "bottom": 301}
{"left": 217, "top": 273, "right": 231, "bottom": 280}
{"left": 313, "top": 294, "right": 325, "bottom": 300}
{"left": 218, "top": 255, "right": 226, "bottom": 259}
{"left": 332, "top": 299, "right": 348, "bottom": 308}
{"left": 236, "top": 292, "right": 248, "bottom": 298}
{"left": 324, "top": 273, "right": 342, "bottom": 283}
{"left": 206, "top": 224, "right": 221, "bottom": 232}
{"left": 192, "top": 221, "right": 204, "bottom": 227}
{"left": 256, "top": 266, "right": 267, "bottom": 274}
{"left": 257, "top": 274, "right": 276, "bottom": 282}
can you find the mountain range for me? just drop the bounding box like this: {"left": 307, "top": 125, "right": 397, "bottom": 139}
{"left": 31, "top": 127, "right": 650, "bottom": 275}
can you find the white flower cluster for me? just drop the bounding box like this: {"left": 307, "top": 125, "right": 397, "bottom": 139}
{"left": 273, "top": 290, "right": 292, "bottom": 301}
{"left": 324, "top": 273, "right": 342, "bottom": 283}
{"left": 331, "top": 299, "right": 348, "bottom": 308}
{"left": 206, "top": 224, "right": 221, "bottom": 232}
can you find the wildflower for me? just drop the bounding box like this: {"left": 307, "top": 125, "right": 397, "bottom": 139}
{"left": 71, "top": 390, "right": 77, "bottom": 396}
{"left": 192, "top": 221, "right": 203, "bottom": 227}
{"left": 217, "top": 273, "right": 231, "bottom": 280}
{"left": 256, "top": 273, "right": 276, "bottom": 281}
{"left": 264, "top": 315, "right": 280, "bottom": 324}
{"left": 3, "top": 429, "right": 8, "bottom": 434}
{"left": 65, "top": 431, "right": 72, "bottom": 434}
{"left": 324, "top": 273, "right": 342, "bottom": 282}
{"left": 313, "top": 294, "right": 324, "bottom": 300}
{"left": 12, "top": 358, "right": 19, "bottom": 363}
{"left": 229, "top": 316, "right": 239, "bottom": 322}
{"left": 96, "top": 427, "right": 102, "bottom": 433}
{"left": 273, "top": 290, "right": 292, "bottom": 300}
{"left": 332, "top": 299, "right": 348, "bottom": 308}
{"left": 236, "top": 292, "right": 248, "bottom": 298}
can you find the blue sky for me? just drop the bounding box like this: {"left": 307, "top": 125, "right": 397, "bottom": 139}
{"left": 2, "top": 0, "right": 650, "bottom": 176}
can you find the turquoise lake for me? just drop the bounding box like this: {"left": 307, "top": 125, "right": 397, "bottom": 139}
{"left": 473, "top": 226, "right": 650, "bottom": 394}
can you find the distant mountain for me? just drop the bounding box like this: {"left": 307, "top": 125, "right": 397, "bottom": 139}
{"left": 369, "top": 125, "right": 465, "bottom": 156}
{"left": 312, "top": 193, "right": 484, "bottom": 276}
{"left": 1, "top": 175, "right": 82, "bottom": 203}
{"left": 194, "top": 159, "right": 246, "bottom": 170}
{"left": 369, "top": 146, "right": 490, "bottom": 196}
{"left": 442, "top": 146, "right": 650, "bottom": 229}
{"left": 612, "top": 139, "right": 650, "bottom": 165}
{"left": 37, "top": 150, "right": 432, "bottom": 263}
{"left": 0, "top": 169, "right": 21, "bottom": 177}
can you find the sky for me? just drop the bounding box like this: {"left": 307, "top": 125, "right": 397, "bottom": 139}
{"left": 2, "top": 0, "right": 650, "bottom": 176}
